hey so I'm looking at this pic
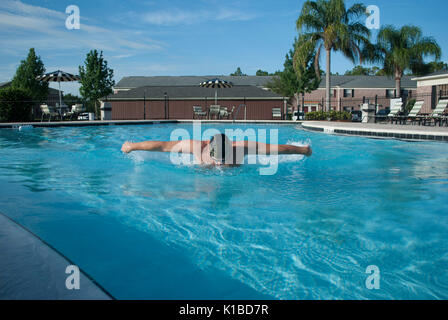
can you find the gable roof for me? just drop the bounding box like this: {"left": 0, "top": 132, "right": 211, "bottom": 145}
{"left": 115, "top": 76, "right": 274, "bottom": 89}
{"left": 106, "top": 85, "right": 283, "bottom": 100}
{"left": 317, "top": 75, "right": 417, "bottom": 89}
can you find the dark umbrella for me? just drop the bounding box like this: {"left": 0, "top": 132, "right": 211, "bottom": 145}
{"left": 36, "top": 70, "right": 81, "bottom": 116}
{"left": 199, "top": 78, "right": 233, "bottom": 105}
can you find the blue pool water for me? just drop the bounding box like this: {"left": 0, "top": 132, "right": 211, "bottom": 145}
{"left": 0, "top": 123, "right": 447, "bottom": 299}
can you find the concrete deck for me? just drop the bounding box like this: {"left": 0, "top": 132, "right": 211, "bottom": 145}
{"left": 302, "top": 121, "right": 448, "bottom": 142}
{"left": 0, "top": 212, "right": 113, "bottom": 300}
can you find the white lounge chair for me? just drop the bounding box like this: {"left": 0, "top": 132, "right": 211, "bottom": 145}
{"left": 406, "top": 101, "right": 425, "bottom": 125}
{"left": 272, "top": 108, "right": 282, "bottom": 120}
{"left": 388, "top": 101, "right": 404, "bottom": 124}
{"left": 40, "top": 104, "right": 59, "bottom": 122}
{"left": 427, "top": 99, "right": 448, "bottom": 126}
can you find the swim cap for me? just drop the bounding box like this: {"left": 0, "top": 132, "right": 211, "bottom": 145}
{"left": 209, "top": 133, "right": 231, "bottom": 163}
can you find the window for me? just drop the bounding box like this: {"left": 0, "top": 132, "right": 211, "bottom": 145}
{"left": 343, "top": 89, "right": 354, "bottom": 98}
{"left": 386, "top": 89, "right": 396, "bottom": 98}
{"left": 330, "top": 89, "right": 336, "bottom": 97}
{"left": 437, "top": 84, "right": 448, "bottom": 98}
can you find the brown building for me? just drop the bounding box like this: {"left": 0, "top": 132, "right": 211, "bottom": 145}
{"left": 299, "top": 75, "right": 418, "bottom": 113}
{"left": 105, "top": 76, "right": 286, "bottom": 120}
{"left": 413, "top": 70, "right": 448, "bottom": 114}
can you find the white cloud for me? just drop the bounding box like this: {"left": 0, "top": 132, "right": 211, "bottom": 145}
{"left": 142, "top": 8, "right": 257, "bottom": 26}
{"left": 0, "top": 0, "right": 164, "bottom": 53}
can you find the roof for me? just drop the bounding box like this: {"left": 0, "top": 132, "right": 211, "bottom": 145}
{"left": 412, "top": 70, "right": 448, "bottom": 81}
{"left": 106, "top": 85, "right": 283, "bottom": 100}
{"left": 115, "top": 76, "right": 275, "bottom": 88}
{"left": 317, "top": 75, "right": 417, "bottom": 89}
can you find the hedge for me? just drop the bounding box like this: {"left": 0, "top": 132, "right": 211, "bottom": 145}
{"left": 0, "top": 87, "right": 34, "bottom": 122}
{"left": 305, "top": 110, "right": 352, "bottom": 121}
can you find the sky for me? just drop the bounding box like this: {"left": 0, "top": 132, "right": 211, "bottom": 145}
{"left": 1, "top": 0, "right": 447, "bottom": 95}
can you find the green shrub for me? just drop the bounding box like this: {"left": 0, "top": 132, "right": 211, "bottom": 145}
{"left": 0, "top": 87, "right": 34, "bottom": 122}
{"left": 305, "top": 110, "right": 351, "bottom": 121}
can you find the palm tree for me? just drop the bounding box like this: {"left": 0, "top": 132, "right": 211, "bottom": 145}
{"left": 374, "top": 25, "right": 441, "bottom": 97}
{"left": 296, "top": 0, "right": 371, "bottom": 112}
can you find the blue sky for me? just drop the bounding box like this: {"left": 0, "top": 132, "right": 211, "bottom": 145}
{"left": 1, "top": 0, "right": 447, "bottom": 95}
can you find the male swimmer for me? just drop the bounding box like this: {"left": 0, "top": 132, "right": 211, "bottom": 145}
{"left": 121, "top": 133, "right": 312, "bottom": 166}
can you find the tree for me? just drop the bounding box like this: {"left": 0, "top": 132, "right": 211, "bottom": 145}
{"left": 11, "top": 48, "right": 48, "bottom": 103}
{"left": 345, "top": 65, "right": 373, "bottom": 75}
{"left": 411, "top": 60, "right": 448, "bottom": 76}
{"left": 256, "top": 70, "right": 269, "bottom": 76}
{"left": 0, "top": 87, "right": 34, "bottom": 122}
{"left": 63, "top": 93, "right": 82, "bottom": 106}
{"left": 296, "top": 0, "right": 371, "bottom": 111}
{"left": 230, "top": 67, "right": 247, "bottom": 76}
{"left": 78, "top": 50, "right": 115, "bottom": 116}
{"left": 372, "top": 25, "right": 441, "bottom": 97}
{"left": 267, "top": 38, "right": 321, "bottom": 109}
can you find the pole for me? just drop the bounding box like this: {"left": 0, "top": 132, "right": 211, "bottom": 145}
{"left": 58, "top": 80, "right": 62, "bottom": 120}
{"left": 143, "top": 90, "right": 146, "bottom": 120}
{"left": 215, "top": 88, "right": 218, "bottom": 105}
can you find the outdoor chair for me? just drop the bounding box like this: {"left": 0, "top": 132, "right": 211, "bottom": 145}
{"left": 193, "top": 106, "right": 207, "bottom": 119}
{"left": 40, "top": 104, "right": 60, "bottom": 122}
{"left": 387, "top": 101, "right": 404, "bottom": 124}
{"left": 209, "top": 105, "right": 221, "bottom": 119}
{"left": 219, "top": 106, "right": 231, "bottom": 119}
{"left": 65, "top": 104, "right": 85, "bottom": 121}
{"left": 426, "top": 99, "right": 448, "bottom": 127}
{"left": 405, "top": 101, "right": 425, "bottom": 125}
{"left": 272, "top": 107, "right": 282, "bottom": 120}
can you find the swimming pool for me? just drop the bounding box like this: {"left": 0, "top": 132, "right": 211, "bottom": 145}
{"left": 0, "top": 123, "right": 447, "bottom": 299}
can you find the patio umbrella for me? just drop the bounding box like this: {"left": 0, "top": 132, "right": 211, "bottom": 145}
{"left": 199, "top": 78, "right": 233, "bottom": 105}
{"left": 36, "top": 70, "right": 81, "bottom": 116}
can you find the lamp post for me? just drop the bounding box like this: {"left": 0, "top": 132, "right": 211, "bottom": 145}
{"left": 164, "top": 92, "right": 168, "bottom": 119}
{"left": 143, "top": 89, "right": 146, "bottom": 120}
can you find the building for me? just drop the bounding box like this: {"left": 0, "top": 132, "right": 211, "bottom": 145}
{"left": 412, "top": 70, "right": 448, "bottom": 114}
{"left": 106, "top": 76, "right": 286, "bottom": 120}
{"left": 300, "top": 75, "right": 417, "bottom": 113}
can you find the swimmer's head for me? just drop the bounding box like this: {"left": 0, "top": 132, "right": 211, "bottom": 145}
{"left": 209, "top": 133, "right": 232, "bottom": 164}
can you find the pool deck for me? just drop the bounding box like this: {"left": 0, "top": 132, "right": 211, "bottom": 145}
{"left": 0, "top": 119, "right": 447, "bottom": 142}
{"left": 302, "top": 121, "right": 448, "bottom": 142}
{"left": 0, "top": 212, "right": 113, "bottom": 300}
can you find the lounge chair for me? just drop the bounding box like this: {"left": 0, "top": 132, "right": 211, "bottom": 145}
{"left": 405, "top": 101, "right": 425, "bottom": 125}
{"left": 426, "top": 99, "right": 448, "bottom": 127}
{"left": 387, "top": 101, "right": 404, "bottom": 124}
{"left": 65, "top": 104, "right": 85, "bottom": 121}
{"left": 272, "top": 108, "right": 282, "bottom": 120}
{"left": 40, "top": 104, "right": 59, "bottom": 122}
{"left": 193, "top": 106, "right": 207, "bottom": 119}
{"left": 209, "top": 105, "right": 221, "bottom": 119}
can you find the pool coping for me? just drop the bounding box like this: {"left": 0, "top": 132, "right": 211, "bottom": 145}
{"left": 0, "top": 119, "right": 299, "bottom": 129}
{"left": 0, "top": 211, "right": 114, "bottom": 300}
{"left": 301, "top": 121, "right": 448, "bottom": 142}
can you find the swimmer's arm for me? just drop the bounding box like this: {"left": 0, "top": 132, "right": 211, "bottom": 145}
{"left": 236, "top": 141, "right": 312, "bottom": 157}
{"left": 121, "top": 140, "right": 202, "bottom": 154}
